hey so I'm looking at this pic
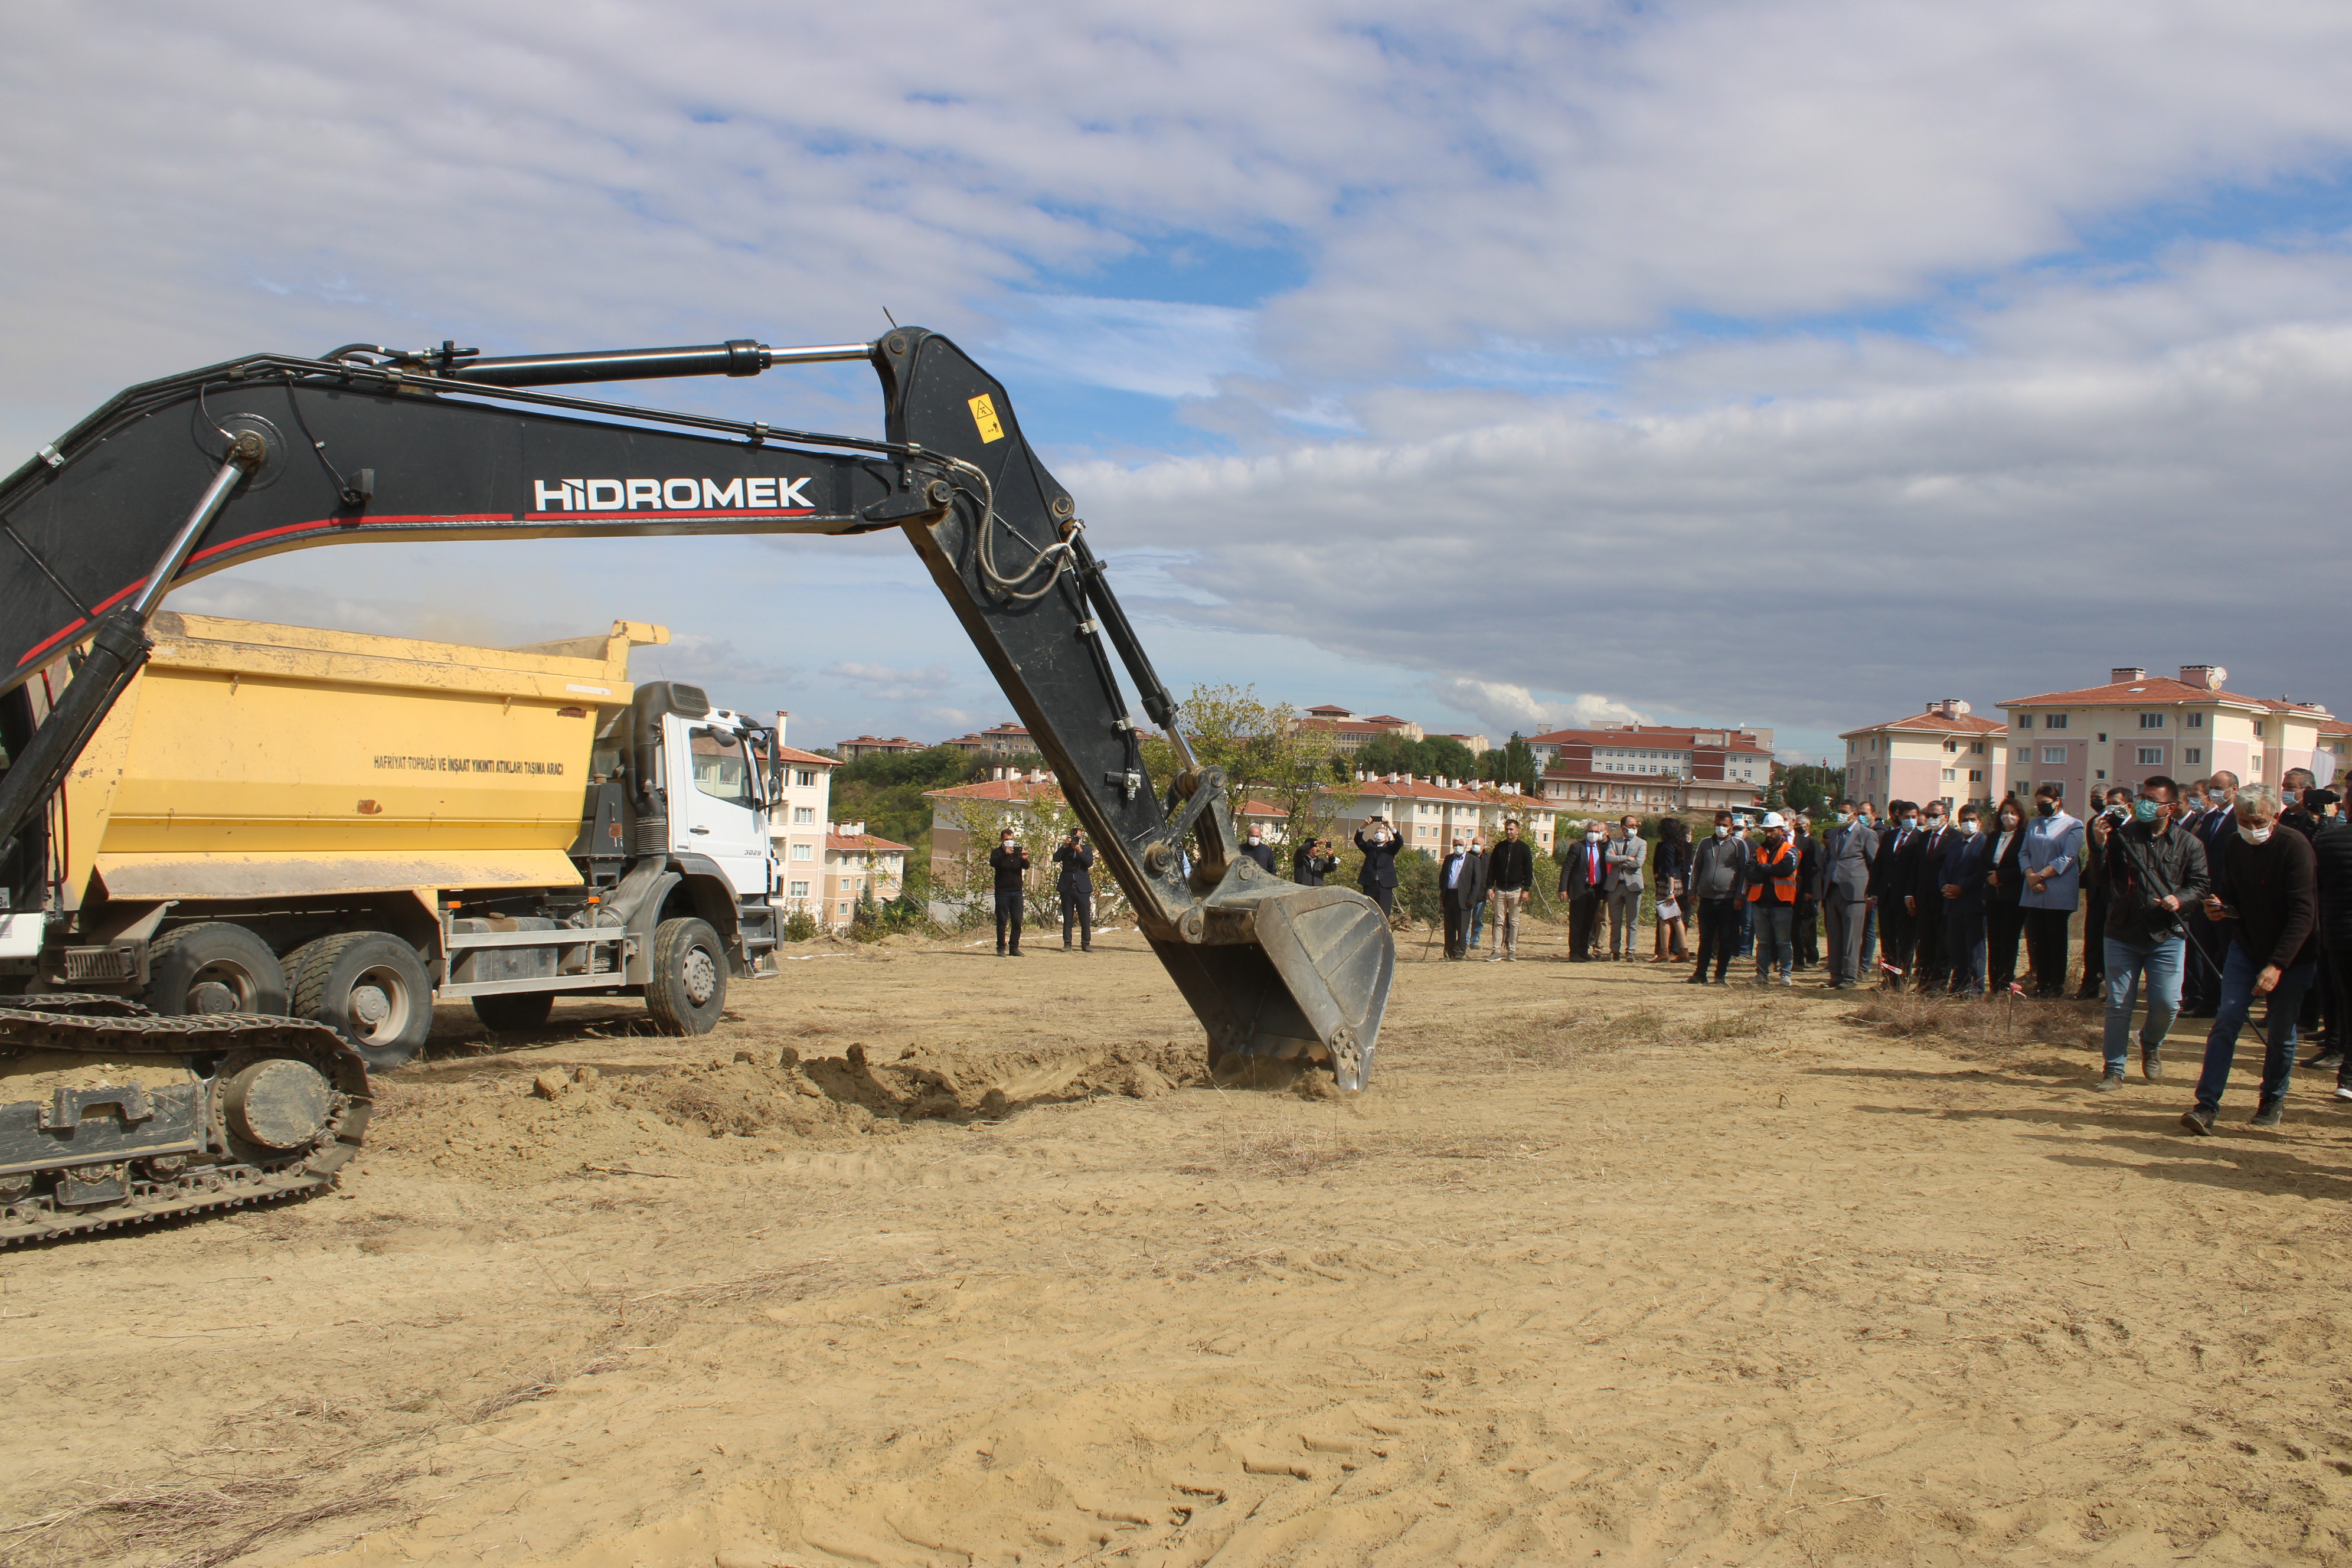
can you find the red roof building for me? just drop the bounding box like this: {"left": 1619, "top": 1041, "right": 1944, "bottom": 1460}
{"left": 1528, "top": 724, "right": 1772, "bottom": 812}
{"left": 1839, "top": 700, "right": 2007, "bottom": 811}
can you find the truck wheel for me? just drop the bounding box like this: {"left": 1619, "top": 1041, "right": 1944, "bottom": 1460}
{"left": 471, "top": 992, "right": 554, "bottom": 1032}
{"left": 288, "top": 932, "right": 433, "bottom": 1070}
{"left": 143, "top": 923, "right": 288, "bottom": 1016}
{"left": 645, "top": 917, "right": 726, "bottom": 1035}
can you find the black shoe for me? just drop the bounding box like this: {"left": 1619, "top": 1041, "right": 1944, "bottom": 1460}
{"left": 2181, "top": 1005, "right": 2218, "bottom": 1020}
{"left": 2093, "top": 1069, "right": 2127, "bottom": 1093}
{"left": 1082, "top": 944, "right": 1093, "bottom": 952}
{"left": 2250, "top": 1097, "right": 2285, "bottom": 1128}
{"left": 996, "top": 946, "right": 1007, "bottom": 956}
{"left": 2180, "top": 1106, "right": 2216, "bottom": 1136}
{"left": 1010, "top": 947, "right": 1024, "bottom": 957}
{"left": 2303, "top": 1050, "right": 2344, "bottom": 1073}
{"left": 2142, "top": 1047, "right": 2162, "bottom": 1082}
{"left": 1685, "top": 974, "right": 1709, "bottom": 985}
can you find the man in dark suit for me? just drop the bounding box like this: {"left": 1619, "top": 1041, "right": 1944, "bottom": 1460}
{"left": 1053, "top": 828, "right": 1096, "bottom": 951}
{"left": 1936, "top": 805, "right": 1995, "bottom": 994}
{"left": 1791, "top": 815, "right": 1822, "bottom": 971}
{"left": 1292, "top": 838, "right": 1337, "bottom": 886}
{"left": 1818, "top": 800, "right": 1880, "bottom": 989}
{"left": 1438, "top": 834, "right": 1487, "bottom": 959}
{"left": 2180, "top": 770, "right": 2240, "bottom": 1017}
{"left": 1560, "top": 821, "right": 1610, "bottom": 961}
{"left": 1354, "top": 816, "right": 1404, "bottom": 915}
{"left": 1907, "top": 802, "right": 1957, "bottom": 991}
{"left": 1874, "top": 801, "right": 1925, "bottom": 986}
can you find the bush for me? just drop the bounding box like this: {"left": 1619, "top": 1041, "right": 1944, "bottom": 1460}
{"left": 780, "top": 909, "right": 820, "bottom": 942}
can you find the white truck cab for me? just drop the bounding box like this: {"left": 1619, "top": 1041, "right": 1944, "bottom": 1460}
{"left": 666, "top": 707, "right": 776, "bottom": 901}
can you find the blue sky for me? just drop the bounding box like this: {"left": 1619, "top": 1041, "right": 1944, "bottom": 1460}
{"left": 6, "top": 1, "right": 2352, "bottom": 768}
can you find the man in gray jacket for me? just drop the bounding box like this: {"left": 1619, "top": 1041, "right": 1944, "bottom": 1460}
{"left": 1605, "top": 815, "right": 1648, "bottom": 961}
{"left": 1687, "top": 813, "right": 1752, "bottom": 985}
{"left": 1818, "top": 799, "right": 1880, "bottom": 990}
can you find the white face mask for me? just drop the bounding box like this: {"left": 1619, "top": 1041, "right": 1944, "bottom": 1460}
{"left": 1960, "top": 819, "right": 1980, "bottom": 835}
{"left": 2241, "top": 824, "right": 2273, "bottom": 844}
{"left": 2000, "top": 814, "right": 2019, "bottom": 828}
{"left": 1714, "top": 825, "right": 1729, "bottom": 838}
{"left": 2209, "top": 790, "right": 2229, "bottom": 805}
{"left": 1247, "top": 834, "right": 1261, "bottom": 844}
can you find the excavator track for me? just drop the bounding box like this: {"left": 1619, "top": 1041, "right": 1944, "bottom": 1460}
{"left": 0, "top": 996, "right": 371, "bottom": 1246}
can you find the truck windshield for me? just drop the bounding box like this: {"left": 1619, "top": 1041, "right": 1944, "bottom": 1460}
{"left": 688, "top": 726, "right": 757, "bottom": 810}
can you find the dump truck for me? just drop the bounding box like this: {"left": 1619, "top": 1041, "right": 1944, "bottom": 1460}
{"left": 12, "top": 610, "right": 779, "bottom": 1070}
{"left": 0, "top": 327, "right": 1394, "bottom": 1242}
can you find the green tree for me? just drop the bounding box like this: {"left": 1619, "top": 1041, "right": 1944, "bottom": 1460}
{"left": 1357, "top": 733, "right": 1479, "bottom": 781}
{"left": 1775, "top": 762, "right": 1840, "bottom": 816}
{"left": 1139, "top": 684, "right": 1355, "bottom": 849}
{"left": 1479, "top": 732, "right": 1540, "bottom": 790}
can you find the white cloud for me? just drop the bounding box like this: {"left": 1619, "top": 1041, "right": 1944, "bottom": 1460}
{"left": 1431, "top": 680, "right": 1648, "bottom": 739}
{"left": 988, "top": 296, "right": 1266, "bottom": 398}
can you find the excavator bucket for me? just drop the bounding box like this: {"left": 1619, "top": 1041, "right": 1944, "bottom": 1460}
{"left": 1151, "top": 884, "right": 1395, "bottom": 1091}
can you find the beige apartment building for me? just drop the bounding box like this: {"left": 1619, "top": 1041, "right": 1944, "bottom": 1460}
{"left": 768, "top": 736, "right": 840, "bottom": 916}
{"left": 818, "top": 823, "right": 909, "bottom": 929}
{"left": 940, "top": 722, "right": 1036, "bottom": 756}
{"left": 1531, "top": 724, "right": 1772, "bottom": 812}
{"left": 1840, "top": 700, "right": 2007, "bottom": 811}
{"left": 1298, "top": 704, "right": 1424, "bottom": 753}
{"left": 835, "top": 734, "right": 923, "bottom": 760}
{"left": 1998, "top": 665, "right": 2337, "bottom": 805}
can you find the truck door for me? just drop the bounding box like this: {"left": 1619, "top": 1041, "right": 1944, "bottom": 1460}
{"left": 671, "top": 717, "right": 772, "bottom": 897}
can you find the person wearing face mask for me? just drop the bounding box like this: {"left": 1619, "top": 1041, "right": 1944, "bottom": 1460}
{"left": 1053, "top": 828, "right": 1096, "bottom": 952}
{"left": 1936, "top": 805, "right": 1995, "bottom": 995}
{"left": 1465, "top": 834, "right": 1491, "bottom": 953}
{"left": 1746, "top": 812, "right": 1800, "bottom": 985}
{"left": 1438, "top": 832, "right": 1486, "bottom": 959}
{"left": 1354, "top": 815, "right": 1405, "bottom": 916}
{"left": 1984, "top": 795, "right": 2030, "bottom": 994}
{"left": 1604, "top": 816, "right": 1648, "bottom": 961}
{"left": 1817, "top": 799, "right": 1880, "bottom": 989}
{"left": 1687, "top": 811, "right": 1752, "bottom": 985}
{"left": 1240, "top": 825, "right": 1277, "bottom": 873}
{"left": 989, "top": 828, "right": 1031, "bottom": 957}
{"left": 1907, "top": 802, "right": 1957, "bottom": 991}
{"left": 1292, "top": 837, "right": 1338, "bottom": 887}
{"left": 2180, "top": 784, "right": 2318, "bottom": 1132}
{"left": 1872, "top": 801, "right": 1925, "bottom": 988}
{"left": 1791, "top": 814, "right": 1822, "bottom": 973}
{"left": 1651, "top": 816, "right": 1693, "bottom": 963}
{"left": 2018, "top": 783, "right": 2085, "bottom": 999}
{"left": 1560, "top": 821, "right": 1611, "bottom": 961}
{"left": 2087, "top": 776, "right": 2209, "bottom": 1091}
{"left": 1856, "top": 801, "right": 1883, "bottom": 972}
{"left": 2079, "top": 786, "right": 2135, "bottom": 998}
{"left": 2179, "top": 770, "right": 2242, "bottom": 1018}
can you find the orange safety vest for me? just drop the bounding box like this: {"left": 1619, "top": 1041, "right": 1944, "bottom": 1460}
{"left": 1747, "top": 839, "right": 1796, "bottom": 904}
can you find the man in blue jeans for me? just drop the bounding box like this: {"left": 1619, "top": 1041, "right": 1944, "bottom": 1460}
{"left": 2087, "top": 776, "right": 2209, "bottom": 1092}
{"left": 2181, "top": 783, "right": 2319, "bottom": 1132}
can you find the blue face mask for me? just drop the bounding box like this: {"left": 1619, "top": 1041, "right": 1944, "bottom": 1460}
{"left": 2133, "top": 798, "right": 2162, "bottom": 824}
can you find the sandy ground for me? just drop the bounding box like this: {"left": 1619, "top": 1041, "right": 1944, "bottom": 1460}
{"left": 8, "top": 919, "right": 2352, "bottom": 1568}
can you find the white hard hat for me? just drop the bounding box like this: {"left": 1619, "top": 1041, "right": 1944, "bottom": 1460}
{"left": 1762, "top": 811, "right": 1786, "bottom": 828}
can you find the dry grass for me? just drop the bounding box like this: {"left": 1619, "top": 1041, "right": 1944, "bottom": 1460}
{"left": 1174, "top": 1112, "right": 1363, "bottom": 1179}
{"left": 1, "top": 1469, "right": 414, "bottom": 1568}
{"left": 1843, "top": 989, "right": 2099, "bottom": 1058}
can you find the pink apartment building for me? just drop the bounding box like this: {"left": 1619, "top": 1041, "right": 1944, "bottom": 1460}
{"left": 1840, "top": 700, "right": 2008, "bottom": 811}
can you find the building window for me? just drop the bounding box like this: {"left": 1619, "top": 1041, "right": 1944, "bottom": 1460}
{"left": 2183, "top": 747, "right": 2203, "bottom": 765}
{"left": 1943, "top": 740, "right": 1959, "bottom": 753}
{"left": 793, "top": 806, "right": 815, "bottom": 824}
{"left": 1942, "top": 768, "right": 1956, "bottom": 782}
{"left": 1968, "top": 769, "right": 1983, "bottom": 783}
{"left": 2041, "top": 746, "right": 2067, "bottom": 765}
{"left": 1969, "top": 741, "right": 1985, "bottom": 754}
{"left": 2046, "top": 715, "right": 2068, "bottom": 730}
{"left": 2254, "top": 721, "right": 2266, "bottom": 739}
{"left": 788, "top": 880, "right": 809, "bottom": 897}
{"left": 2096, "top": 732, "right": 2108, "bottom": 743}
{"left": 2138, "top": 713, "right": 2165, "bottom": 729}
{"left": 2137, "top": 747, "right": 2164, "bottom": 766}
{"left": 796, "top": 769, "right": 817, "bottom": 787}
{"left": 790, "top": 843, "right": 812, "bottom": 861}
{"left": 2014, "top": 747, "right": 2030, "bottom": 763}
{"left": 2184, "top": 714, "right": 2203, "bottom": 730}
{"left": 2095, "top": 770, "right": 2106, "bottom": 780}
{"left": 2017, "top": 714, "right": 2034, "bottom": 730}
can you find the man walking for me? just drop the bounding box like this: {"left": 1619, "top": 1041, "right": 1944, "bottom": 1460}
{"left": 1354, "top": 816, "right": 1404, "bottom": 916}
{"left": 1818, "top": 799, "right": 1879, "bottom": 989}
{"left": 2180, "top": 784, "right": 2319, "bottom": 1132}
{"left": 1605, "top": 815, "right": 1647, "bottom": 961}
{"left": 1688, "top": 812, "right": 1752, "bottom": 985}
{"left": 1485, "top": 819, "right": 1534, "bottom": 962}
{"left": 1746, "top": 812, "right": 1800, "bottom": 985}
{"left": 1053, "top": 827, "right": 1095, "bottom": 951}
{"left": 1438, "top": 834, "right": 1486, "bottom": 959}
{"left": 2020, "top": 783, "right": 2084, "bottom": 998}
{"left": 1292, "top": 837, "right": 1338, "bottom": 887}
{"left": 1938, "top": 804, "right": 1994, "bottom": 995}
{"left": 990, "top": 828, "right": 1030, "bottom": 957}
{"left": 1561, "top": 821, "right": 1609, "bottom": 961}
{"left": 2089, "top": 776, "right": 2209, "bottom": 1092}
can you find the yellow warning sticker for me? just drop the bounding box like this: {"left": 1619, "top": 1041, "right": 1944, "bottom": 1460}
{"left": 968, "top": 392, "right": 1005, "bottom": 443}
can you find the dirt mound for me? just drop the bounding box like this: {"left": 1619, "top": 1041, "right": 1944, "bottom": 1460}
{"left": 365, "top": 1038, "right": 1202, "bottom": 1186}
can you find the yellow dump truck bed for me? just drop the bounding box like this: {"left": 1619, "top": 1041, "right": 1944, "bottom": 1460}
{"left": 57, "top": 613, "right": 664, "bottom": 907}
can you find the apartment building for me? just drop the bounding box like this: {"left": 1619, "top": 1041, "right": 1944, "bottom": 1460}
{"left": 1297, "top": 704, "right": 1424, "bottom": 753}
{"left": 1330, "top": 776, "right": 1557, "bottom": 852}
{"left": 836, "top": 734, "right": 924, "bottom": 760}
{"left": 1840, "top": 700, "right": 2007, "bottom": 811}
{"left": 923, "top": 772, "right": 1286, "bottom": 876}
{"left": 819, "top": 822, "right": 909, "bottom": 929}
{"left": 1531, "top": 724, "right": 1772, "bottom": 812}
{"left": 768, "top": 738, "right": 839, "bottom": 916}
{"left": 940, "top": 721, "right": 1036, "bottom": 756}
{"left": 1997, "top": 665, "right": 2337, "bottom": 804}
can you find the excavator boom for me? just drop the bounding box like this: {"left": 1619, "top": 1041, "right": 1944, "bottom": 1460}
{"left": 0, "top": 331, "right": 1392, "bottom": 1092}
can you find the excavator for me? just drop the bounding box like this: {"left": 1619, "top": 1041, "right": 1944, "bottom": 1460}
{"left": 0, "top": 329, "right": 1395, "bottom": 1242}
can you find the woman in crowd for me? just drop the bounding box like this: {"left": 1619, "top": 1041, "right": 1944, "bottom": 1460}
{"left": 1984, "top": 793, "right": 2028, "bottom": 992}
{"left": 1651, "top": 816, "right": 1693, "bottom": 963}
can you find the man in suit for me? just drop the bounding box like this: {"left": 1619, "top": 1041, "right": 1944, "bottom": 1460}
{"left": 1438, "top": 834, "right": 1487, "bottom": 959}
{"left": 1560, "top": 821, "right": 1610, "bottom": 961}
{"left": 1604, "top": 815, "right": 1648, "bottom": 961}
{"left": 1907, "top": 801, "right": 1957, "bottom": 991}
{"left": 1937, "top": 805, "right": 1995, "bottom": 994}
{"left": 1354, "top": 816, "right": 1404, "bottom": 916}
{"left": 1818, "top": 799, "right": 1880, "bottom": 989}
{"left": 1874, "top": 801, "right": 1925, "bottom": 986}
{"left": 1791, "top": 814, "right": 1822, "bottom": 971}
{"left": 2180, "top": 770, "right": 2240, "bottom": 1017}
{"left": 1053, "top": 828, "right": 1096, "bottom": 952}
{"left": 1292, "top": 837, "right": 1337, "bottom": 887}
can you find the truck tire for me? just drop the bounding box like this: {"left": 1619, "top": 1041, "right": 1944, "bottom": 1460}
{"left": 471, "top": 992, "right": 554, "bottom": 1032}
{"left": 645, "top": 917, "right": 726, "bottom": 1035}
{"left": 287, "top": 932, "right": 433, "bottom": 1070}
{"left": 143, "top": 922, "right": 289, "bottom": 1017}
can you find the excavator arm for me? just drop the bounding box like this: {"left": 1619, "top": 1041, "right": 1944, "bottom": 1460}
{"left": 0, "top": 331, "right": 1392, "bottom": 1088}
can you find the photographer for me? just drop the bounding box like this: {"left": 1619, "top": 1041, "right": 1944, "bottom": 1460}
{"left": 1292, "top": 837, "right": 1338, "bottom": 887}
{"left": 1053, "top": 828, "right": 1095, "bottom": 952}
{"left": 2088, "top": 776, "right": 2209, "bottom": 1092}
{"left": 989, "top": 828, "right": 1031, "bottom": 958}
{"left": 1354, "top": 815, "right": 1405, "bottom": 916}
